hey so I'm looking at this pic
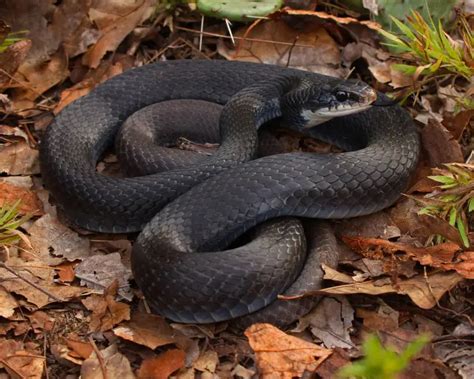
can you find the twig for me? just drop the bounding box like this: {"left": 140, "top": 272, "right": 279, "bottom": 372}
{"left": 224, "top": 19, "right": 235, "bottom": 45}
{"left": 43, "top": 331, "right": 50, "bottom": 379}
{"left": 286, "top": 35, "right": 299, "bottom": 67}
{"left": 199, "top": 15, "right": 204, "bottom": 51}
{"left": 0, "top": 262, "right": 63, "bottom": 302}
{"left": 175, "top": 26, "right": 317, "bottom": 48}
{"left": 88, "top": 335, "right": 108, "bottom": 379}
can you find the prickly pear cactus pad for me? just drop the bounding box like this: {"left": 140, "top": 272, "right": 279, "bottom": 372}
{"left": 197, "top": 0, "right": 283, "bottom": 22}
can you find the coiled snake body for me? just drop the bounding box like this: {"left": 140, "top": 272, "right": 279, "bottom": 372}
{"left": 40, "top": 60, "right": 420, "bottom": 324}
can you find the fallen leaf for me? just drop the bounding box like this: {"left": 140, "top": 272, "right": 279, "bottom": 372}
{"left": 421, "top": 119, "right": 464, "bottom": 167}
{"left": 83, "top": 0, "right": 154, "bottom": 68}
{"left": 0, "top": 264, "right": 90, "bottom": 308}
{"left": 193, "top": 350, "right": 219, "bottom": 373}
{"left": 13, "top": 49, "right": 69, "bottom": 102}
{"left": 342, "top": 236, "right": 474, "bottom": 279}
{"left": 0, "top": 339, "right": 44, "bottom": 379}
{"left": 81, "top": 344, "right": 135, "bottom": 379}
{"left": 0, "top": 141, "right": 40, "bottom": 175}
{"left": 23, "top": 213, "right": 91, "bottom": 266}
{"left": 55, "top": 58, "right": 126, "bottom": 113}
{"left": 75, "top": 252, "right": 132, "bottom": 301}
{"left": 50, "top": 0, "right": 99, "bottom": 58}
{"left": 314, "top": 271, "right": 464, "bottom": 309}
{"left": 245, "top": 323, "right": 332, "bottom": 378}
{"left": 356, "top": 302, "right": 400, "bottom": 332}
{"left": 26, "top": 310, "right": 55, "bottom": 333}
{"left": 65, "top": 337, "right": 94, "bottom": 360}
{"left": 314, "top": 348, "right": 351, "bottom": 379}
{"left": 443, "top": 109, "right": 474, "bottom": 140}
{"left": 0, "top": 181, "right": 43, "bottom": 215}
{"left": 294, "top": 297, "right": 354, "bottom": 349}
{"left": 137, "top": 349, "right": 186, "bottom": 379}
{"left": 0, "top": 39, "right": 32, "bottom": 88}
{"left": 0, "top": 286, "right": 17, "bottom": 318}
{"left": 81, "top": 281, "right": 130, "bottom": 332}
{"left": 113, "top": 311, "right": 191, "bottom": 350}
{"left": 54, "top": 261, "right": 76, "bottom": 283}
{"left": 218, "top": 20, "right": 344, "bottom": 77}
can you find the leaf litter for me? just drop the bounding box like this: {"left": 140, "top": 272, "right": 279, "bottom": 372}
{"left": 0, "top": 1, "right": 472, "bottom": 378}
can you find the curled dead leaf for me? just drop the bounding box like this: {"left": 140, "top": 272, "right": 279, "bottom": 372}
{"left": 218, "top": 20, "right": 344, "bottom": 77}
{"left": 245, "top": 323, "right": 332, "bottom": 378}
{"left": 81, "top": 344, "right": 134, "bottom": 379}
{"left": 81, "top": 280, "right": 130, "bottom": 332}
{"left": 0, "top": 181, "right": 43, "bottom": 215}
{"left": 113, "top": 311, "right": 191, "bottom": 351}
{"left": 342, "top": 236, "right": 474, "bottom": 279}
{"left": 137, "top": 349, "right": 186, "bottom": 379}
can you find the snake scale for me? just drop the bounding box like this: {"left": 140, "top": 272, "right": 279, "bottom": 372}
{"left": 40, "top": 60, "right": 420, "bottom": 324}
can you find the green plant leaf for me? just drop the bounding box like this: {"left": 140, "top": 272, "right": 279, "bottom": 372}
{"left": 468, "top": 197, "right": 474, "bottom": 213}
{"left": 448, "top": 207, "right": 457, "bottom": 226}
{"left": 456, "top": 214, "right": 470, "bottom": 247}
{"left": 428, "top": 175, "right": 456, "bottom": 185}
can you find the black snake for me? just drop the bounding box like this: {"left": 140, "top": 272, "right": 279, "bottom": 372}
{"left": 40, "top": 60, "right": 420, "bottom": 324}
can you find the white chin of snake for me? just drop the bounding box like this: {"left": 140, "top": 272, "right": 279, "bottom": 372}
{"left": 302, "top": 104, "right": 373, "bottom": 128}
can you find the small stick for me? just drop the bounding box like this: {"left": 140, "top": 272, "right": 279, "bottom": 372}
{"left": 175, "top": 26, "right": 316, "bottom": 48}
{"left": 88, "top": 335, "right": 108, "bottom": 379}
{"left": 0, "top": 262, "right": 63, "bottom": 302}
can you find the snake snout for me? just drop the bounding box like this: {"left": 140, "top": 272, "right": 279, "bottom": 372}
{"left": 300, "top": 80, "right": 377, "bottom": 128}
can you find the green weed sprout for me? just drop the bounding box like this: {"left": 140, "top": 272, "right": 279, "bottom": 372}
{"left": 418, "top": 163, "right": 474, "bottom": 248}
{"left": 0, "top": 201, "right": 30, "bottom": 246}
{"left": 338, "top": 334, "right": 430, "bottom": 379}
{"left": 0, "top": 31, "right": 28, "bottom": 53}
{"left": 378, "top": 11, "right": 473, "bottom": 81}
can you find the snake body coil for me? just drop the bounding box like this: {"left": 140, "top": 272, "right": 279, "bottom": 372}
{"left": 40, "top": 60, "right": 420, "bottom": 324}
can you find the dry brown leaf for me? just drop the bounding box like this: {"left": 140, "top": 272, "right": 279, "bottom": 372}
{"left": 0, "top": 141, "right": 40, "bottom": 175}
{"left": 113, "top": 311, "right": 191, "bottom": 350}
{"left": 0, "top": 339, "right": 44, "bottom": 379}
{"left": 0, "top": 181, "right": 43, "bottom": 215}
{"left": 3, "top": 350, "right": 45, "bottom": 379}
{"left": 0, "top": 286, "right": 17, "bottom": 318}
{"left": 27, "top": 310, "right": 55, "bottom": 333}
{"left": 81, "top": 281, "right": 130, "bottom": 332}
{"left": 50, "top": 0, "right": 99, "bottom": 58}
{"left": 83, "top": 0, "right": 154, "bottom": 68}
{"left": 443, "top": 109, "right": 474, "bottom": 140}
{"left": 81, "top": 344, "right": 135, "bottom": 379}
{"left": 75, "top": 252, "right": 132, "bottom": 301}
{"left": 342, "top": 236, "right": 474, "bottom": 279}
{"left": 13, "top": 49, "right": 69, "bottom": 102}
{"left": 315, "top": 271, "right": 464, "bottom": 309}
{"left": 0, "top": 39, "right": 32, "bottom": 88}
{"left": 281, "top": 8, "right": 381, "bottom": 30}
{"left": 294, "top": 297, "right": 354, "bottom": 349}
{"left": 54, "top": 262, "right": 76, "bottom": 283}
{"left": 193, "top": 350, "right": 219, "bottom": 373}
{"left": 421, "top": 119, "right": 464, "bottom": 167}
{"left": 24, "top": 213, "right": 91, "bottom": 266}
{"left": 314, "top": 348, "right": 351, "bottom": 379}
{"left": 0, "top": 263, "right": 90, "bottom": 308}
{"left": 65, "top": 337, "right": 94, "bottom": 360}
{"left": 245, "top": 323, "right": 332, "bottom": 378}
{"left": 218, "top": 20, "right": 344, "bottom": 77}
{"left": 55, "top": 59, "right": 126, "bottom": 113}
{"left": 137, "top": 349, "right": 186, "bottom": 379}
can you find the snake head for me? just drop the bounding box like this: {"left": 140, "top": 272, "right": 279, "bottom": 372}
{"left": 283, "top": 77, "right": 377, "bottom": 129}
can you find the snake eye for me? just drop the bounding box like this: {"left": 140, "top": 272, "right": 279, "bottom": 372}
{"left": 335, "top": 91, "right": 348, "bottom": 102}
